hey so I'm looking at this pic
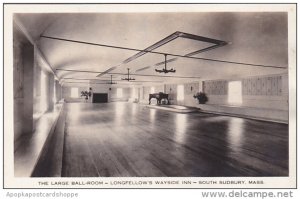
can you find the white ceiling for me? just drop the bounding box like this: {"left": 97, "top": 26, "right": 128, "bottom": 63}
{"left": 15, "top": 12, "right": 288, "bottom": 86}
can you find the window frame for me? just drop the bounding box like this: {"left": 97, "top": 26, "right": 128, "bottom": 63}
{"left": 228, "top": 81, "right": 243, "bottom": 105}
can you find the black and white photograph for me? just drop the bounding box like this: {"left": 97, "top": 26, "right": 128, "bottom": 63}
{"left": 3, "top": 3, "right": 297, "bottom": 189}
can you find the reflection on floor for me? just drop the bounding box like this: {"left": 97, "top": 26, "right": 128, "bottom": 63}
{"left": 61, "top": 102, "right": 288, "bottom": 177}
{"left": 146, "top": 104, "right": 199, "bottom": 113}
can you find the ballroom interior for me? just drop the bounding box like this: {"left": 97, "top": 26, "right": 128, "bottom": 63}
{"left": 12, "top": 12, "right": 290, "bottom": 177}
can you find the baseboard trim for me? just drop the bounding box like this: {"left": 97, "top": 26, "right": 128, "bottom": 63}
{"left": 199, "top": 110, "right": 288, "bottom": 124}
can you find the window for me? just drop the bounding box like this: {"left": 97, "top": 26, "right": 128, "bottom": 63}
{"left": 40, "top": 70, "right": 47, "bottom": 113}
{"left": 117, "top": 88, "right": 123, "bottom": 98}
{"left": 177, "top": 85, "right": 184, "bottom": 101}
{"left": 132, "top": 88, "right": 136, "bottom": 98}
{"left": 71, "top": 87, "right": 79, "bottom": 98}
{"left": 228, "top": 81, "right": 242, "bottom": 105}
{"left": 150, "top": 87, "right": 155, "bottom": 93}
{"left": 53, "top": 80, "right": 56, "bottom": 104}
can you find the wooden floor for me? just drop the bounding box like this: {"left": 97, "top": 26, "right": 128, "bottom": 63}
{"left": 62, "top": 102, "right": 288, "bottom": 177}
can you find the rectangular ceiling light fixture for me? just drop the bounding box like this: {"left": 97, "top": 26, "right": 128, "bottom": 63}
{"left": 95, "top": 31, "right": 228, "bottom": 76}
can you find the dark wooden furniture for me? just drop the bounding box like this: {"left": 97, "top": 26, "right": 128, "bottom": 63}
{"left": 149, "top": 92, "right": 169, "bottom": 105}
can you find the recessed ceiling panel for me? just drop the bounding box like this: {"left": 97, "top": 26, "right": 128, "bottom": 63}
{"left": 155, "top": 37, "right": 214, "bottom": 56}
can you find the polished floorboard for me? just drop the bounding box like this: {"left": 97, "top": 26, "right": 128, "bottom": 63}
{"left": 62, "top": 102, "right": 288, "bottom": 177}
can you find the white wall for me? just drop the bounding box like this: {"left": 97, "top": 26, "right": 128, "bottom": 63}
{"left": 109, "top": 87, "right": 130, "bottom": 102}
{"left": 203, "top": 73, "right": 288, "bottom": 111}
{"left": 136, "top": 73, "right": 288, "bottom": 122}
{"left": 139, "top": 83, "right": 201, "bottom": 105}
{"left": 62, "top": 85, "right": 89, "bottom": 103}
{"left": 13, "top": 31, "right": 34, "bottom": 141}
{"left": 62, "top": 72, "right": 288, "bottom": 122}
{"left": 55, "top": 80, "right": 62, "bottom": 103}
{"left": 182, "top": 82, "right": 200, "bottom": 106}
{"left": 61, "top": 83, "right": 133, "bottom": 103}
{"left": 200, "top": 73, "right": 288, "bottom": 122}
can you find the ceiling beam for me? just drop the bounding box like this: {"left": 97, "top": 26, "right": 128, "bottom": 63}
{"left": 62, "top": 77, "right": 163, "bottom": 83}
{"left": 62, "top": 81, "right": 142, "bottom": 85}
{"left": 41, "top": 34, "right": 286, "bottom": 70}
{"left": 150, "top": 44, "right": 222, "bottom": 69}
{"left": 121, "top": 32, "right": 180, "bottom": 65}
{"left": 56, "top": 69, "right": 202, "bottom": 79}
